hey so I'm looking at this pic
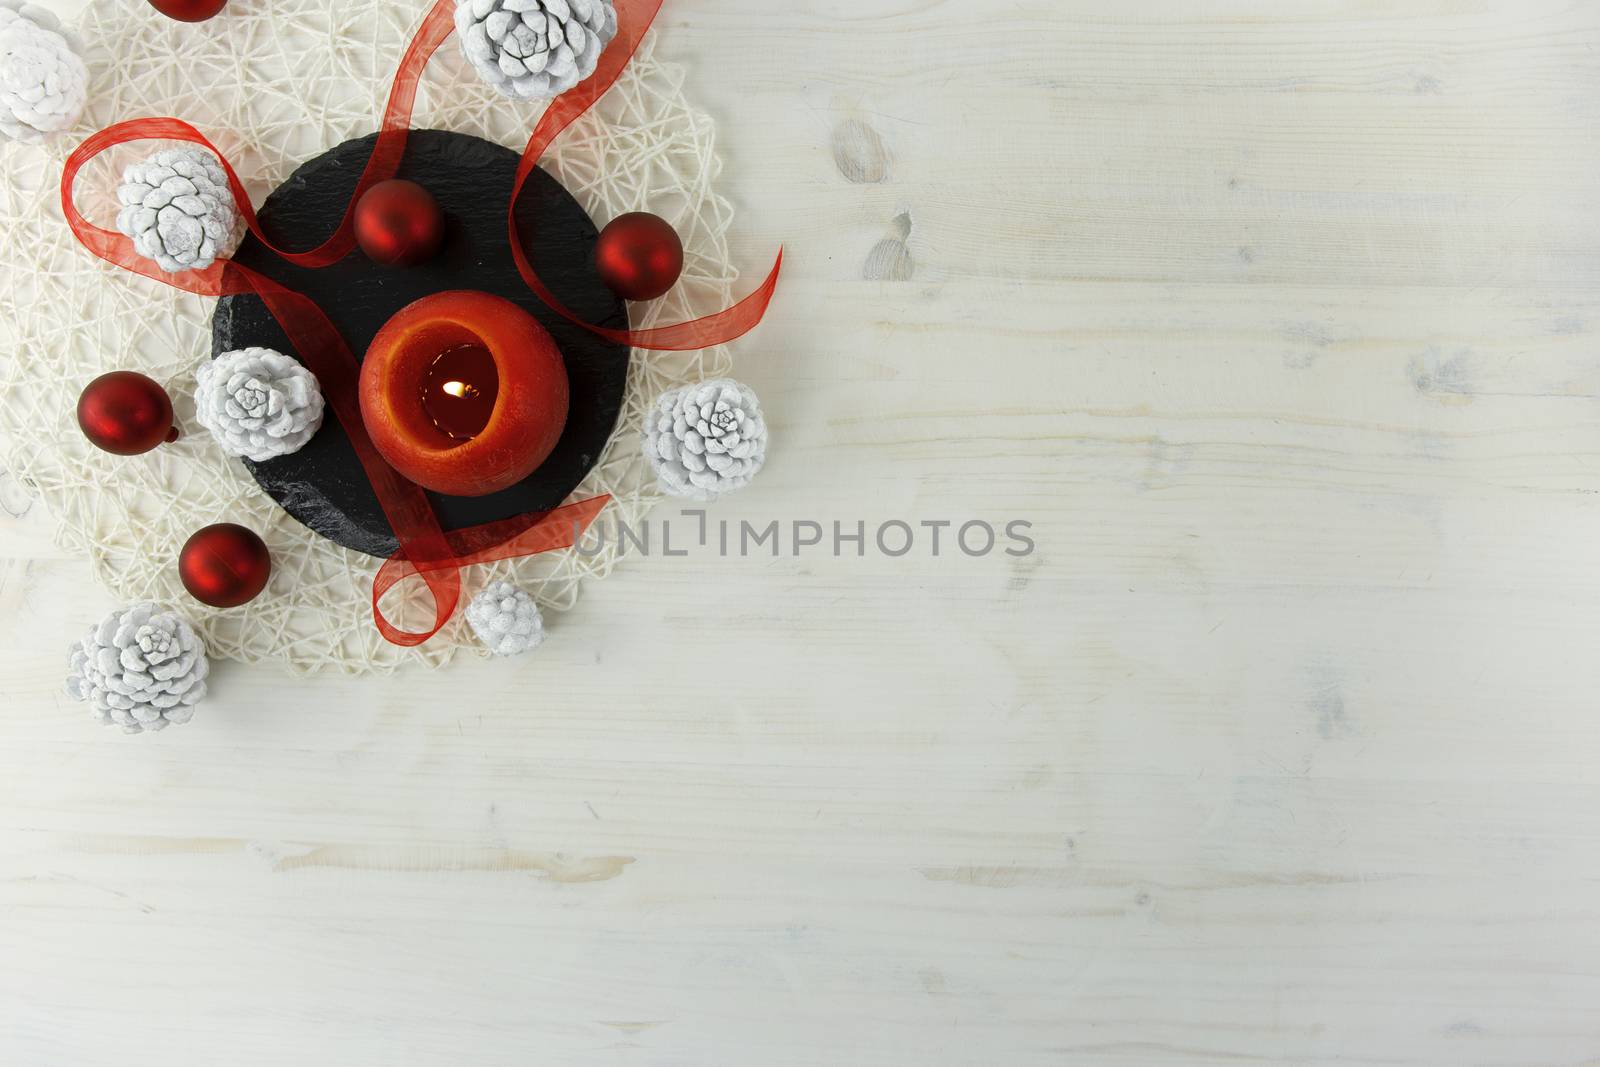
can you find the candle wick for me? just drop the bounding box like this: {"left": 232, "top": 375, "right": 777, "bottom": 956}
{"left": 420, "top": 342, "right": 499, "bottom": 444}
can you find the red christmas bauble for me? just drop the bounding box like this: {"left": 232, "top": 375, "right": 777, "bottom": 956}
{"left": 179, "top": 523, "right": 272, "bottom": 608}
{"left": 76, "top": 371, "right": 179, "bottom": 456}
{"left": 594, "top": 212, "right": 683, "bottom": 301}
{"left": 146, "top": 0, "right": 228, "bottom": 22}
{"left": 355, "top": 179, "right": 446, "bottom": 267}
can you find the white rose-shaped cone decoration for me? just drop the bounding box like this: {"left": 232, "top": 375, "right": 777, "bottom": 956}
{"left": 66, "top": 603, "right": 210, "bottom": 734}
{"left": 114, "top": 147, "right": 240, "bottom": 274}
{"left": 0, "top": 1, "right": 87, "bottom": 144}
{"left": 456, "top": 0, "right": 617, "bottom": 101}
{"left": 465, "top": 580, "right": 546, "bottom": 657}
{"left": 196, "top": 347, "right": 325, "bottom": 462}
{"left": 643, "top": 378, "right": 768, "bottom": 501}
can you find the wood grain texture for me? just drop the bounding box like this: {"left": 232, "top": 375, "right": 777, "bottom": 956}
{"left": 4, "top": 0, "right": 1600, "bottom": 1064}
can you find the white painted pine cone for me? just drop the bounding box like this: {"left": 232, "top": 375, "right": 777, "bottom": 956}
{"left": 66, "top": 602, "right": 209, "bottom": 734}
{"left": 465, "top": 580, "right": 546, "bottom": 656}
{"left": 456, "top": 0, "right": 617, "bottom": 101}
{"left": 114, "top": 147, "right": 239, "bottom": 273}
{"left": 196, "top": 347, "right": 325, "bottom": 462}
{"left": 643, "top": 378, "right": 768, "bottom": 501}
{"left": 0, "top": 1, "right": 87, "bottom": 144}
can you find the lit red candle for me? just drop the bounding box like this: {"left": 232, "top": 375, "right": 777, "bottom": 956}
{"left": 360, "top": 291, "right": 569, "bottom": 497}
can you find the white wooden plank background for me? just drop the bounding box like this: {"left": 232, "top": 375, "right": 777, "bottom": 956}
{"left": 4, "top": 1, "right": 1600, "bottom": 1063}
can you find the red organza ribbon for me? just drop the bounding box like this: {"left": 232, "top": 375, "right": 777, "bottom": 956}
{"left": 58, "top": 0, "right": 779, "bottom": 644}
{"left": 507, "top": 0, "right": 783, "bottom": 350}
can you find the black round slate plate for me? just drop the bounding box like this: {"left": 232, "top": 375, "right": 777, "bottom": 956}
{"left": 211, "top": 129, "right": 630, "bottom": 559}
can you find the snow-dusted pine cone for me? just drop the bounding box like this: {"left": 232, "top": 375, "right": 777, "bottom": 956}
{"left": 456, "top": 0, "right": 617, "bottom": 101}
{"left": 66, "top": 603, "right": 210, "bottom": 735}
{"left": 0, "top": 1, "right": 87, "bottom": 144}
{"left": 195, "top": 347, "right": 325, "bottom": 462}
{"left": 465, "top": 580, "right": 546, "bottom": 657}
{"left": 643, "top": 379, "right": 769, "bottom": 501}
{"left": 114, "top": 147, "right": 239, "bottom": 274}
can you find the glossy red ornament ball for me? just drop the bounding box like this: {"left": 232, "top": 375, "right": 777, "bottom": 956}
{"left": 355, "top": 179, "right": 446, "bottom": 267}
{"left": 76, "top": 371, "right": 179, "bottom": 456}
{"left": 179, "top": 523, "right": 272, "bottom": 608}
{"left": 594, "top": 212, "right": 683, "bottom": 301}
{"left": 146, "top": 0, "right": 228, "bottom": 22}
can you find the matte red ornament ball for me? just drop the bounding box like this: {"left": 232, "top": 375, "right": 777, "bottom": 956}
{"left": 355, "top": 179, "right": 446, "bottom": 267}
{"left": 594, "top": 212, "right": 683, "bottom": 302}
{"left": 146, "top": 0, "right": 228, "bottom": 22}
{"left": 76, "top": 371, "right": 179, "bottom": 456}
{"left": 179, "top": 523, "right": 272, "bottom": 609}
